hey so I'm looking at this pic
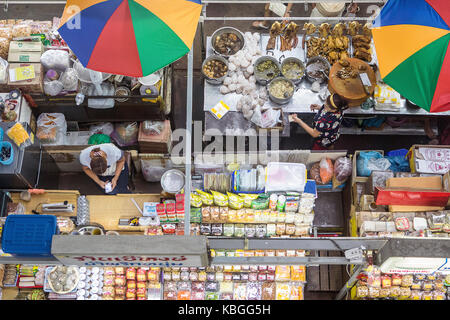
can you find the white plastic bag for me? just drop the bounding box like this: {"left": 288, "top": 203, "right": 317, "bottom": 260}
{"left": 40, "top": 49, "right": 70, "bottom": 71}
{"left": 141, "top": 158, "right": 173, "bottom": 182}
{"left": 250, "top": 106, "right": 263, "bottom": 127}
{"left": 87, "top": 82, "right": 115, "bottom": 109}
{"left": 265, "top": 162, "right": 307, "bottom": 193}
{"left": 89, "top": 122, "right": 114, "bottom": 136}
{"left": 367, "top": 157, "right": 391, "bottom": 172}
{"left": 261, "top": 108, "right": 281, "bottom": 128}
{"left": 60, "top": 68, "right": 78, "bottom": 92}
{"left": 36, "top": 113, "right": 67, "bottom": 145}
{"left": 44, "top": 80, "right": 64, "bottom": 96}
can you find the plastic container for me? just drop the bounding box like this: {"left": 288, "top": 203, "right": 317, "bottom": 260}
{"left": 265, "top": 162, "right": 307, "bottom": 193}
{"left": 0, "top": 141, "right": 13, "bottom": 165}
{"left": 1, "top": 215, "right": 58, "bottom": 256}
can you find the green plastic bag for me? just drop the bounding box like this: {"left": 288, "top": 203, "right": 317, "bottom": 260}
{"left": 88, "top": 134, "right": 111, "bottom": 145}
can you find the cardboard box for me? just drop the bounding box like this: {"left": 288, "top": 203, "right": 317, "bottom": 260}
{"left": 8, "top": 51, "right": 41, "bottom": 63}
{"left": 366, "top": 170, "right": 394, "bottom": 194}
{"left": 138, "top": 120, "right": 172, "bottom": 154}
{"left": 386, "top": 176, "right": 445, "bottom": 211}
{"left": 5, "top": 63, "right": 43, "bottom": 93}
{"left": 9, "top": 41, "right": 43, "bottom": 53}
{"left": 408, "top": 144, "right": 450, "bottom": 174}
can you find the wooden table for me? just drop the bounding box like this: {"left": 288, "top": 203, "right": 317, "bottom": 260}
{"left": 328, "top": 58, "right": 376, "bottom": 107}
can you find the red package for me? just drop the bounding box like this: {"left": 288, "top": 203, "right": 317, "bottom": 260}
{"left": 156, "top": 203, "right": 166, "bottom": 215}
{"left": 176, "top": 194, "right": 185, "bottom": 203}
{"left": 395, "top": 217, "right": 410, "bottom": 231}
{"left": 127, "top": 280, "right": 136, "bottom": 290}
{"left": 136, "top": 269, "right": 147, "bottom": 282}
{"left": 176, "top": 202, "right": 185, "bottom": 214}
{"left": 126, "top": 267, "right": 136, "bottom": 280}
{"left": 166, "top": 203, "right": 176, "bottom": 215}
{"left": 162, "top": 224, "right": 176, "bottom": 234}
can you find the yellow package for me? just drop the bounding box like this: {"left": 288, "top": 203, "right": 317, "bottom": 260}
{"left": 190, "top": 193, "right": 202, "bottom": 207}
{"left": 245, "top": 210, "right": 255, "bottom": 223}
{"left": 276, "top": 283, "right": 290, "bottom": 300}
{"left": 275, "top": 265, "right": 291, "bottom": 281}
{"left": 196, "top": 189, "right": 214, "bottom": 206}
{"left": 227, "top": 210, "right": 237, "bottom": 223}
{"left": 239, "top": 194, "right": 259, "bottom": 208}
{"left": 290, "top": 266, "right": 306, "bottom": 282}
{"left": 236, "top": 209, "right": 246, "bottom": 222}
{"left": 211, "top": 191, "right": 228, "bottom": 207}
{"left": 7, "top": 122, "right": 30, "bottom": 147}
{"left": 227, "top": 192, "right": 244, "bottom": 210}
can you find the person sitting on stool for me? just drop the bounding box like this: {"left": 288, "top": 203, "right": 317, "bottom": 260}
{"left": 79, "top": 143, "right": 130, "bottom": 195}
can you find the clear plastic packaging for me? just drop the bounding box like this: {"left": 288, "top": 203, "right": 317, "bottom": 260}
{"left": 44, "top": 80, "right": 64, "bottom": 96}
{"left": 141, "top": 158, "right": 173, "bottom": 182}
{"left": 0, "top": 37, "right": 10, "bottom": 60}
{"left": 265, "top": 162, "right": 307, "bottom": 193}
{"left": 333, "top": 157, "right": 352, "bottom": 182}
{"left": 319, "top": 158, "right": 334, "bottom": 184}
{"left": 0, "top": 27, "right": 12, "bottom": 40}
{"left": 36, "top": 113, "right": 67, "bottom": 145}
{"left": 111, "top": 122, "right": 138, "bottom": 147}
{"left": 12, "top": 23, "right": 31, "bottom": 38}
{"left": 89, "top": 122, "right": 114, "bottom": 136}
{"left": 60, "top": 68, "right": 78, "bottom": 91}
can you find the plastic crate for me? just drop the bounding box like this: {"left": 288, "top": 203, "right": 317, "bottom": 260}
{"left": 1, "top": 215, "right": 58, "bottom": 256}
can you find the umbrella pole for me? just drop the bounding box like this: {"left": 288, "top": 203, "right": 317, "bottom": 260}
{"left": 184, "top": 48, "right": 194, "bottom": 236}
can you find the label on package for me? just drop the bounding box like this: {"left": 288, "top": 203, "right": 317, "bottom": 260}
{"left": 166, "top": 203, "right": 176, "bottom": 215}
{"left": 143, "top": 202, "right": 159, "bottom": 217}
{"left": 415, "top": 160, "right": 449, "bottom": 174}
{"left": 176, "top": 202, "right": 184, "bottom": 214}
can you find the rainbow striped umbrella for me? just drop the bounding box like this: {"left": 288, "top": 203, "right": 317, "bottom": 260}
{"left": 58, "top": 0, "right": 202, "bottom": 77}
{"left": 372, "top": 0, "right": 450, "bottom": 112}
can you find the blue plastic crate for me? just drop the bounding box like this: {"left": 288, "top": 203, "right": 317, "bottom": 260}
{"left": 1, "top": 215, "right": 58, "bottom": 256}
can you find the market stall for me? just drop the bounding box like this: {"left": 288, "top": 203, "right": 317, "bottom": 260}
{"left": 201, "top": 14, "right": 449, "bottom": 139}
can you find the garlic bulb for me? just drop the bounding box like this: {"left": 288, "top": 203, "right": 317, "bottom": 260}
{"left": 220, "top": 85, "right": 230, "bottom": 94}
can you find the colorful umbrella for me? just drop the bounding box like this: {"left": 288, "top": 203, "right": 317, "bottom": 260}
{"left": 372, "top": 0, "right": 450, "bottom": 112}
{"left": 58, "top": 0, "right": 202, "bottom": 77}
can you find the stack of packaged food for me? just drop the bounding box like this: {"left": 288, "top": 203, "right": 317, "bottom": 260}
{"left": 101, "top": 267, "right": 161, "bottom": 300}
{"left": 354, "top": 265, "right": 449, "bottom": 300}
{"left": 162, "top": 265, "right": 305, "bottom": 300}
{"left": 190, "top": 188, "right": 317, "bottom": 238}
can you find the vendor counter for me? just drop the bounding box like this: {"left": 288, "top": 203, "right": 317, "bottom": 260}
{"left": 10, "top": 191, "right": 161, "bottom": 232}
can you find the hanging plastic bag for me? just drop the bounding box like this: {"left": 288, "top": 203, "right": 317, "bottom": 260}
{"left": 111, "top": 122, "right": 139, "bottom": 147}
{"left": 60, "top": 68, "right": 78, "bottom": 92}
{"left": 357, "top": 151, "right": 383, "bottom": 177}
{"left": 87, "top": 82, "right": 115, "bottom": 109}
{"left": 44, "top": 80, "right": 64, "bottom": 96}
{"left": 332, "top": 157, "right": 352, "bottom": 189}
{"left": 36, "top": 113, "right": 67, "bottom": 145}
{"left": 261, "top": 108, "right": 281, "bottom": 128}
{"left": 89, "top": 122, "right": 114, "bottom": 136}
{"left": 319, "top": 158, "right": 334, "bottom": 184}
{"left": 40, "top": 49, "right": 70, "bottom": 71}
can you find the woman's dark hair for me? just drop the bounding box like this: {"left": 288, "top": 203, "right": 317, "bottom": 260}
{"left": 90, "top": 147, "right": 107, "bottom": 175}
{"left": 327, "top": 93, "right": 348, "bottom": 111}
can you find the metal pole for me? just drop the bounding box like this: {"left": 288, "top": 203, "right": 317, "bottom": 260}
{"left": 184, "top": 48, "right": 194, "bottom": 236}
{"left": 335, "top": 264, "right": 364, "bottom": 300}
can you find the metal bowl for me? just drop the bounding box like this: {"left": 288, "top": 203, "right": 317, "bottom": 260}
{"left": 305, "top": 56, "right": 331, "bottom": 83}
{"left": 161, "top": 169, "right": 185, "bottom": 194}
{"left": 267, "top": 77, "right": 295, "bottom": 105}
{"left": 253, "top": 56, "right": 281, "bottom": 86}
{"left": 211, "top": 27, "right": 245, "bottom": 58}
{"left": 201, "top": 55, "right": 229, "bottom": 85}
{"left": 280, "top": 57, "right": 305, "bottom": 85}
